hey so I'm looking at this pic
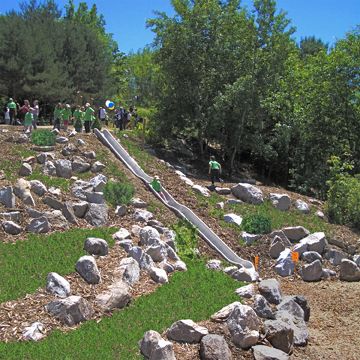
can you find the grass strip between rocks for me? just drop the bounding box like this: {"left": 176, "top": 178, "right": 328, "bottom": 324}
{"left": 0, "top": 260, "right": 240, "bottom": 359}
{"left": 0, "top": 228, "right": 116, "bottom": 303}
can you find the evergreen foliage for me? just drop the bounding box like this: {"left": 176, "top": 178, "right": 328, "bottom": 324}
{"left": 242, "top": 213, "right": 272, "bottom": 234}
{"left": 103, "top": 181, "right": 135, "bottom": 207}
{"left": 31, "top": 129, "right": 56, "bottom": 146}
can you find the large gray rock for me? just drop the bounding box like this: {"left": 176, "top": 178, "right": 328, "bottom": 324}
{"left": 43, "top": 196, "right": 63, "bottom": 210}
{"left": 277, "top": 298, "right": 304, "bottom": 320}
{"left": 215, "top": 187, "right": 231, "bottom": 195}
{"left": 14, "top": 178, "right": 35, "bottom": 206}
{"left": 223, "top": 213, "right": 242, "bottom": 226}
{"left": 276, "top": 310, "right": 309, "bottom": 346}
{"left": 55, "top": 159, "right": 72, "bottom": 178}
{"left": 84, "top": 237, "right": 109, "bottom": 256}
{"left": 269, "top": 231, "right": 291, "bottom": 247}
{"left": 62, "top": 202, "right": 78, "bottom": 224}
{"left": 95, "top": 283, "right": 131, "bottom": 312}
{"left": 55, "top": 136, "right": 69, "bottom": 144}
{"left": 19, "top": 163, "right": 32, "bottom": 176}
{"left": 206, "top": 259, "right": 222, "bottom": 271}
{"left": 275, "top": 249, "right": 294, "bottom": 277}
{"left": 292, "top": 241, "right": 308, "bottom": 257}
{"left": 45, "top": 295, "right": 93, "bottom": 326}
{"left": 324, "top": 248, "right": 347, "bottom": 266}
{"left": 139, "top": 330, "right": 176, "bottom": 360}
{"left": 300, "top": 260, "right": 323, "bottom": 282}
{"left": 2, "top": 221, "right": 22, "bottom": 235}
{"left": 128, "top": 246, "right": 155, "bottom": 270}
{"left": 259, "top": 279, "right": 282, "bottom": 305}
{"left": 0, "top": 211, "right": 21, "bottom": 222}
{"left": 300, "top": 232, "right": 327, "bottom": 254}
{"left": 252, "top": 345, "right": 289, "bottom": 360}
{"left": 149, "top": 267, "right": 169, "bottom": 284}
{"left": 294, "top": 199, "right": 310, "bottom": 214}
{"left": 134, "top": 209, "right": 154, "bottom": 222}
{"left": 231, "top": 267, "right": 259, "bottom": 282}
{"left": 270, "top": 240, "right": 286, "bottom": 259}
{"left": 200, "top": 334, "right": 231, "bottom": 360}
{"left": 36, "top": 152, "right": 49, "bottom": 164}
{"left": 75, "top": 256, "right": 101, "bottom": 284}
{"left": 339, "top": 259, "right": 360, "bottom": 282}
{"left": 113, "top": 228, "right": 131, "bottom": 241}
{"left": 45, "top": 210, "right": 69, "bottom": 230}
{"left": 269, "top": 193, "right": 291, "bottom": 211}
{"left": 253, "top": 294, "right": 275, "bottom": 319}
{"left": 46, "top": 272, "right": 71, "bottom": 298}
{"left": 84, "top": 150, "right": 96, "bottom": 159}
{"left": 231, "top": 183, "right": 264, "bottom": 204}
{"left": 86, "top": 191, "right": 105, "bottom": 205}
{"left": 26, "top": 217, "right": 50, "bottom": 233}
{"left": 72, "top": 180, "right": 93, "bottom": 200}
{"left": 89, "top": 174, "right": 107, "bottom": 192}
{"left": 167, "top": 319, "right": 208, "bottom": 344}
{"left": 72, "top": 157, "right": 91, "bottom": 173}
{"left": 42, "top": 161, "right": 56, "bottom": 176}
{"left": 119, "top": 257, "right": 140, "bottom": 285}
{"left": 22, "top": 322, "right": 46, "bottom": 342}
{"left": 0, "top": 186, "right": 15, "bottom": 208}
{"left": 302, "top": 251, "right": 323, "bottom": 263}
{"left": 139, "top": 226, "right": 161, "bottom": 246}
{"left": 73, "top": 201, "right": 88, "bottom": 218}
{"left": 235, "top": 284, "right": 255, "bottom": 299}
{"left": 241, "top": 232, "right": 261, "bottom": 245}
{"left": 211, "top": 302, "right": 242, "bottom": 323}
{"left": 85, "top": 203, "right": 108, "bottom": 226}
{"left": 91, "top": 161, "right": 106, "bottom": 173}
{"left": 130, "top": 197, "right": 147, "bottom": 208}
{"left": 115, "top": 205, "right": 127, "bottom": 217}
{"left": 291, "top": 295, "right": 310, "bottom": 321}
{"left": 226, "top": 304, "right": 260, "bottom": 349}
{"left": 192, "top": 184, "right": 211, "bottom": 197}
{"left": 30, "top": 180, "right": 47, "bottom": 196}
{"left": 282, "top": 226, "right": 310, "bottom": 242}
{"left": 264, "top": 319, "right": 294, "bottom": 354}
{"left": 146, "top": 243, "right": 168, "bottom": 262}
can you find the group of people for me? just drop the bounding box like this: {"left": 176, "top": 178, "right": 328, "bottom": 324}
{"left": 2, "top": 98, "right": 39, "bottom": 131}
{"left": 114, "top": 106, "right": 142, "bottom": 130}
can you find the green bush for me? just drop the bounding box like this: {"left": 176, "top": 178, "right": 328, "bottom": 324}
{"left": 103, "top": 181, "right": 135, "bottom": 207}
{"left": 172, "top": 220, "right": 199, "bottom": 259}
{"left": 242, "top": 213, "right": 272, "bottom": 234}
{"left": 31, "top": 129, "right": 56, "bottom": 146}
{"left": 92, "top": 117, "right": 102, "bottom": 131}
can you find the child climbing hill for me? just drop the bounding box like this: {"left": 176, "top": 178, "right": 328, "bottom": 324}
{"left": 209, "top": 156, "right": 222, "bottom": 186}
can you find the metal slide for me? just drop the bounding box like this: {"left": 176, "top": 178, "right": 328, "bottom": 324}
{"left": 95, "top": 129, "right": 256, "bottom": 271}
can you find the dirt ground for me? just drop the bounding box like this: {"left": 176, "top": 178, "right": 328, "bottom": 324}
{"left": 1, "top": 126, "right": 360, "bottom": 359}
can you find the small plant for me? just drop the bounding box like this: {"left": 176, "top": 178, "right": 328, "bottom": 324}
{"left": 92, "top": 117, "right": 102, "bottom": 131}
{"left": 172, "top": 220, "right": 199, "bottom": 259}
{"left": 103, "top": 181, "right": 135, "bottom": 207}
{"left": 31, "top": 129, "right": 56, "bottom": 146}
{"left": 242, "top": 213, "right": 272, "bottom": 234}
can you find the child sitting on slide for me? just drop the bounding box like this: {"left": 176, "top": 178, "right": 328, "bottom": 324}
{"left": 150, "top": 175, "right": 166, "bottom": 202}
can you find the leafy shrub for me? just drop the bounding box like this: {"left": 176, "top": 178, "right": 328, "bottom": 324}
{"left": 31, "top": 129, "right": 56, "bottom": 146}
{"left": 172, "top": 220, "right": 199, "bottom": 259}
{"left": 103, "top": 181, "right": 134, "bottom": 207}
{"left": 92, "top": 117, "right": 102, "bottom": 131}
{"left": 242, "top": 213, "right": 272, "bottom": 234}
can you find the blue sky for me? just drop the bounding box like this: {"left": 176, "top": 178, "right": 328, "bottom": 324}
{"left": 1, "top": 0, "right": 359, "bottom": 53}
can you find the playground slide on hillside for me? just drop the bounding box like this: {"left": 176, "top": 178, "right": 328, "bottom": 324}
{"left": 95, "top": 129, "right": 256, "bottom": 274}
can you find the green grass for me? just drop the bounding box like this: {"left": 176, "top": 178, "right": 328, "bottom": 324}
{"left": 0, "top": 159, "right": 21, "bottom": 180}
{"left": 12, "top": 144, "right": 37, "bottom": 159}
{"left": 27, "top": 170, "right": 71, "bottom": 192}
{"left": 0, "top": 228, "right": 116, "bottom": 303}
{"left": 0, "top": 260, "right": 240, "bottom": 360}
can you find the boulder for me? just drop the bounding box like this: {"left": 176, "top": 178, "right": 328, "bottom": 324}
{"left": 206, "top": 259, "right": 222, "bottom": 271}
{"left": 91, "top": 161, "right": 106, "bottom": 173}
{"left": 45, "top": 210, "right": 69, "bottom": 230}
{"left": 339, "top": 259, "right": 360, "bottom": 282}
{"left": 42, "top": 161, "right": 57, "bottom": 176}
{"left": 226, "top": 304, "right": 260, "bottom": 349}
{"left": 322, "top": 268, "right": 337, "bottom": 280}
{"left": 282, "top": 226, "right": 310, "bottom": 242}
{"left": 119, "top": 257, "right": 140, "bottom": 285}
{"left": 46, "top": 272, "right": 71, "bottom": 298}
{"left": 300, "top": 232, "right": 327, "bottom": 254}
{"left": 62, "top": 202, "right": 78, "bottom": 224}
{"left": 294, "top": 199, "right": 310, "bottom": 214}
{"left": 215, "top": 202, "right": 224, "bottom": 210}
{"left": 84, "top": 151, "right": 96, "bottom": 159}
{"left": 302, "top": 251, "right": 322, "bottom": 263}
{"left": 118, "top": 240, "right": 133, "bottom": 253}
{"left": 270, "top": 240, "right": 286, "bottom": 259}
{"left": 139, "top": 226, "right": 161, "bottom": 246}
{"left": 22, "top": 322, "right": 45, "bottom": 341}
{"left": 149, "top": 267, "right": 169, "bottom": 284}
{"left": 73, "top": 201, "right": 89, "bottom": 218}
{"left": 2, "top": 220, "right": 22, "bottom": 235}
{"left": 75, "top": 256, "right": 101, "bottom": 284}
{"left": 77, "top": 139, "right": 85, "bottom": 146}
{"left": 269, "top": 231, "right": 291, "bottom": 247}
{"left": 192, "top": 184, "right": 210, "bottom": 197}
{"left": 113, "top": 228, "right": 131, "bottom": 241}
{"left": 276, "top": 310, "right": 308, "bottom": 346}
{"left": 235, "top": 284, "right": 255, "bottom": 299}
{"left": 26, "top": 208, "right": 44, "bottom": 218}
{"left": 215, "top": 187, "right": 231, "bottom": 195}
{"left": 223, "top": 266, "right": 238, "bottom": 276}
{"left": 115, "top": 205, "right": 127, "bottom": 216}
{"left": 139, "top": 330, "right": 176, "bottom": 360}
{"left": 223, "top": 213, "right": 242, "bottom": 226}
{"left": 134, "top": 209, "right": 154, "bottom": 222}
{"left": 316, "top": 210, "right": 325, "bottom": 220}
{"left": 131, "top": 224, "right": 142, "bottom": 237}
{"left": 54, "top": 159, "right": 72, "bottom": 178}
{"left": 95, "top": 283, "right": 131, "bottom": 312}
{"left": 72, "top": 157, "right": 91, "bottom": 173}
{"left": 252, "top": 345, "right": 289, "bottom": 360}
{"left": 19, "top": 163, "right": 32, "bottom": 176}
{"left": 30, "top": 180, "right": 47, "bottom": 196}
{"left": 200, "top": 334, "right": 231, "bottom": 360}
{"left": 55, "top": 136, "right": 69, "bottom": 144}
{"left": 86, "top": 191, "right": 105, "bottom": 205}
{"left": 290, "top": 295, "right": 310, "bottom": 321}
{"left": 14, "top": 179, "right": 35, "bottom": 206}
{"left": 277, "top": 298, "right": 304, "bottom": 320}
{"left": 130, "top": 197, "right": 147, "bottom": 208}
{"left": 292, "top": 242, "right": 308, "bottom": 257}
{"left": 45, "top": 295, "right": 93, "bottom": 326}
{"left": 26, "top": 217, "right": 50, "bottom": 233}
{"left": 173, "top": 260, "right": 187, "bottom": 271}
{"left": 128, "top": 246, "right": 155, "bottom": 270}
{"left": 85, "top": 203, "right": 108, "bottom": 226}
{"left": 43, "top": 196, "right": 63, "bottom": 211}
{"left": 253, "top": 294, "right": 275, "bottom": 319}
{"left": 231, "top": 267, "right": 259, "bottom": 282}
{"left": 275, "top": 249, "right": 294, "bottom": 277}
{"left": 0, "top": 211, "right": 21, "bottom": 222}
{"left": 84, "top": 237, "right": 109, "bottom": 256}
{"left": 231, "top": 183, "right": 263, "bottom": 205}
{"left": 241, "top": 232, "right": 261, "bottom": 245}
{"left": 300, "top": 260, "right": 323, "bottom": 282}
{"left": 48, "top": 187, "right": 61, "bottom": 196}
{"left": 0, "top": 186, "right": 16, "bottom": 208}
{"left": 258, "top": 279, "right": 282, "bottom": 305}
{"left": 211, "top": 302, "right": 242, "bottom": 322}
{"left": 167, "top": 319, "right": 208, "bottom": 344}
{"left": 89, "top": 174, "right": 107, "bottom": 192}
{"left": 324, "top": 248, "right": 347, "bottom": 266}
{"left": 160, "top": 261, "right": 175, "bottom": 274}
{"left": 36, "top": 153, "right": 49, "bottom": 164}
{"left": 226, "top": 198, "right": 243, "bottom": 205}
{"left": 269, "top": 193, "right": 291, "bottom": 211}
{"left": 264, "top": 319, "right": 294, "bottom": 354}
{"left": 146, "top": 243, "right": 168, "bottom": 262}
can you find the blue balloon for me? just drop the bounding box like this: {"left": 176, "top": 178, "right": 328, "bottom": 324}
{"left": 108, "top": 101, "right": 114, "bottom": 108}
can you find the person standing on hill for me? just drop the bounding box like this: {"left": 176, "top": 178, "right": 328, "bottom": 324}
{"left": 62, "top": 104, "right": 72, "bottom": 131}
{"left": 84, "top": 102, "right": 94, "bottom": 133}
{"left": 73, "top": 105, "right": 83, "bottom": 132}
{"left": 24, "top": 108, "right": 34, "bottom": 133}
{"left": 53, "top": 103, "right": 63, "bottom": 131}
{"left": 31, "top": 100, "right": 39, "bottom": 129}
{"left": 7, "top": 98, "right": 16, "bottom": 125}
{"left": 209, "top": 156, "right": 222, "bottom": 186}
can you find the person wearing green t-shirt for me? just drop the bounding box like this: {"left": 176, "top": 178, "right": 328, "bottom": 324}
{"left": 73, "top": 105, "right": 83, "bottom": 132}
{"left": 150, "top": 175, "right": 166, "bottom": 201}
{"left": 53, "top": 103, "right": 63, "bottom": 131}
{"left": 24, "top": 109, "right": 34, "bottom": 133}
{"left": 84, "top": 103, "right": 94, "bottom": 133}
{"left": 62, "top": 104, "right": 72, "bottom": 131}
{"left": 208, "top": 156, "right": 222, "bottom": 186}
{"left": 7, "top": 98, "right": 16, "bottom": 125}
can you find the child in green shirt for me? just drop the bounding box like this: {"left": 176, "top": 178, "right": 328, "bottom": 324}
{"left": 73, "top": 105, "right": 83, "bottom": 132}
{"left": 84, "top": 103, "right": 94, "bottom": 133}
{"left": 150, "top": 176, "right": 166, "bottom": 201}
{"left": 209, "top": 156, "right": 222, "bottom": 186}
{"left": 24, "top": 109, "right": 34, "bottom": 133}
{"left": 53, "top": 103, "right": 63, "bottom": 131}
{"left": 62, "top": 104, "right": 72, "bottom": 131}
